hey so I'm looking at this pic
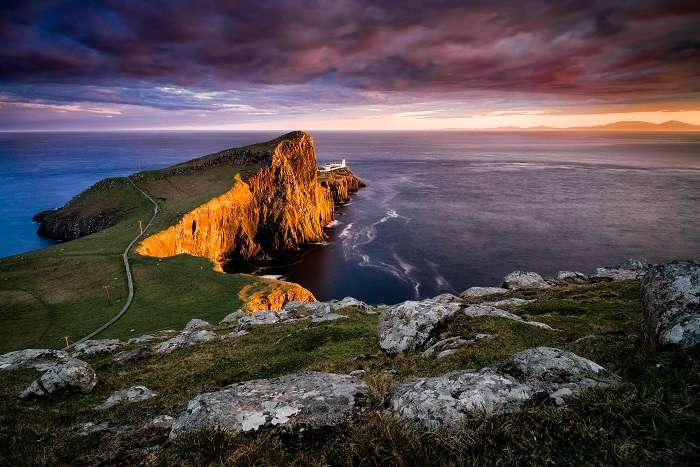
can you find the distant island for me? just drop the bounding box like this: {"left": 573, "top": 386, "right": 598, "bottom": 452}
{"left": 489, "top": 120, "right": 700, "bottom": 131}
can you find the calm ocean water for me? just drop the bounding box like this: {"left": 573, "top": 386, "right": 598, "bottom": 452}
{"left": 1, "top": 131, "right": 699, "bottom": 303}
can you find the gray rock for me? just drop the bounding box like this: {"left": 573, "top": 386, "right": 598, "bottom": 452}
{"left": 72, "top": 339, "right": 124, "bottom": 357}
{"left": 330, "top": 297, "right": 372, "bottom": 312}
{"left": 183, "top": 319, "right": 210, "bottom": 332}
{"left": 390, "top": 368, "right": 532, "bottom": 427}
{"left": 502, "top": 271, "right": 551, "bottom": 290}
{"left": 20, "top": 358, "right": 97, "bottom": 399}
{"left": 463, "top": 305, "right": 554, "bottom": 330}
{"left": 170, "top": 372, "right": 367, "bottom": 438}
{"left": 237, "top": 311, "right": 280, "bottom": 327}
{"left": 127, "top": 334, "right": 156, "bottom": 345}
{"left": 96, "top": 385, "right": 157, "bottom": 410}
{"left": 0, "top": 349, "right": 72, "bottom": 371}
{"left": 73, "top": 421, "right": 113, "bottom": 436}
{"left": 310, "top": 313, "right": 348, "bottom": 324}
{"left": 153, "top": 330, "right": 220, "bottom": 354}
{"left": 150, "top": 415, "right": 175, "bottom": 430}
{"left": 389, "top": 347, "right": 617, "bottom": 427}
{"left": 555, "top": 271, "right": 589, "bottom": 283}
{"left": 641, "top": 260, "right": 700, "bottom": 349}
{"left": 616, "top": 258, "right": 651, "bottom": 271}
{"left": 377, "top": 300, "right": 461, "bottom": 354}
{"left": 426, "top": 293, "right": 462, "bottom": 304}
{"left": 460, "top": 287, "right": 509, "bottom": 298}
{"left": 302, "top": 302, "right": 333, "bottom": 315}
{"left": 220, "top": 310, "right": 245, "bottom": 324}
{"left": 593, "top": 267, "right": 640, "bottom": 281}
{"left": 349, "top": 369, "right": 366, "bottom": 377}
{"left": 422, "top": 334, "right": 496, "bottom": 358}
{"left": 113, "top": 347, "right": 152, "bottom": 365}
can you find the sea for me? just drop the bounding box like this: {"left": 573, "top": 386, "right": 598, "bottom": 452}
{"left": 1, "top": 131, "right": 699, "bottom": 304}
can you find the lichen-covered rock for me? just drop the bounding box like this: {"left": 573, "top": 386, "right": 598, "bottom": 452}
{"left": 127, "top": 334, "right": 156, "bottom": 345}
{"left": 463, "top": 305, "right": 554, "bottom": 330}
{"left": 153, "top": 330, "right": 219, "bottom": 354}
{"left": 237, "top": 311, "right": 280, "bottom": 327}
{"left": 20, "top": 358, "right": 97, "bottom": 399}
{"left": 183, "top": 319, "right": 210, "bottom": 332}
{"left": 170, "top": 372, "right": 367, "bottom": 438}
{"left": 425, "top": 293, "right": 462, "bottom": 304}
{"left": 390, "top": 347, "right": 617, "bottom": 427}
{"left": 389, "top": 369, "right": 532, "bottom": 427}
{"left": 460, "top": 286, "right": 509, "bottom": 298}
{"left": 377, "top": 300, "right": 461, "bottom": 354}
{"left": 150, "top": 415, "right": 175, "bottom": 430}
{"left": 555, "top": 271, "right": 589, "bottom": 283}
{"left": 220, "top": 310, "right": 245, "bottom": 324}
{"left": 330, "top": 297, "right": 372, "bottom": 312}
{"left": 640, "top": 260, "right": 700, "bottom": 349}
{"left": 502, "top": 271, "right": 551, "bottom": 289}
{"left": 593, "top": 267, "right": 639, "bottom": 281}
{"left": 72, "top": 339, "right": 124, "bottom": 357}
{"left": 0, "top": 349, "right": 72, "bottom": 371}
{"left": 96, "top": 386, "right": 157, "bottom": 410}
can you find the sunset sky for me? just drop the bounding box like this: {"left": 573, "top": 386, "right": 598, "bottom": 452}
{"left": 1, "top": 0, "right": 699, "bottom": 131}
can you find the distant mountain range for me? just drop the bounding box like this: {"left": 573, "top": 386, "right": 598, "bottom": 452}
{"left": 492, "top": 120, "right": 700, "bottom": 131}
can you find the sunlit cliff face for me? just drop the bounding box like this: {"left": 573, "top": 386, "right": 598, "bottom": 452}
{"left": 135, "top": 132, "right": 349, "bottom": 272}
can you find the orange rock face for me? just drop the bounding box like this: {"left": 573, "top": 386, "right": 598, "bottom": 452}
{"left": 238, "top": 281, "right": 316, "bottom": 312}
{"left": 136, "top": 131, "right": 355, "bottom": 271}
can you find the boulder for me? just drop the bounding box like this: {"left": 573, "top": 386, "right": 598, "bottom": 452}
{"left": 377, "top": 300, "right": 461, "bottom": 354}
{"left": 389, "top": 369, "right": 532, "bottom": 427}
{"left": 237, "top": 311, "right": 280, "bottom": 327}
{"left": 640, "top": 260, "right": 700, "bottom": 349}
{"left": 226, "top": 330, "right": 250, "bottom": 339}
{"left": 96, "top": 386, "right": 157, "bottom": 410}
{"left": 460, "top": 287, "right": 509, "bottom": 298}
{"left": 463, "top": 305, "right": 554, "bottom": 330}
{"left": 389, "top": 347, "right": 617, "bottom": 427}
{"left": 310, "top": 313, "right": 348, "bottom": 324}
{"left": 150, "top": 415, "right": 175, "bottom": 430}
{"left": 113, "top": 348, "right": 152, "bottom": 365}
{"left": 72, "top": 339, "right": 124, "bottom": 357}
{"left": 153, "top": 330, "right": 219, "bottom": 354}
{"left": 425, "top": 293, "right": 462, "bottom": 304}
{"left": 0, "top": 349, "right": 72, "bottom": 371}
{"left": 555, "top": 271, "right": 589, "bottom": 283}
{"left": 20, "top": 358, "right": 97, "bottom": 399}
{"left": 330, "top": 297, "right": 372, "bottom": 312}
{"left": 594, "top": 259, "right": 651, "bottom": 281}
{"left": 220, "top": 310, "right": 245, "bottom": 324}
{"left": 183, "top": 319, "right": 210, "bottom": 332}
{"left": 170, "top": 372, "right": 367, "bottom": 438}
{"left": 502, "top": 271, "right": 551, "bottom": 290}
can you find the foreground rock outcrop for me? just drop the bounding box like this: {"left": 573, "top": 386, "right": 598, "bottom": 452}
{"left": 20, "top": 358, "right": 97, "bottom": 399}
{"left": 136, "top": 132, "right": 362, "bottom": 271}
{"left": 0, "top": 349, "right": 72, "bottom": 371}
{"left": 377, "top": 300, "right": 461, "bottom": 354}
{"left": 641, "top": 260, "right": 700, "bottom": 349}
{"left": 170, "top": 372, "right": 367, "bottom": 438}
{"left": 389, "top": 347, "right": 618, "bottom": 427}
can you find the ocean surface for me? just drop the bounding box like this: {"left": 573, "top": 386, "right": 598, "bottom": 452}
{"left": 1, "top": 131, "right": 699, "bottom": 304}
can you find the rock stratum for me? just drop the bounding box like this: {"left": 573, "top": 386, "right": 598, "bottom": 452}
{"left": 135, "top": 131, "right": 360, "bottom": 270}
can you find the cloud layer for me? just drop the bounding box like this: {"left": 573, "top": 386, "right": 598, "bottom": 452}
{"left": 1, "top": 0, "right": 698, "bottom": 129}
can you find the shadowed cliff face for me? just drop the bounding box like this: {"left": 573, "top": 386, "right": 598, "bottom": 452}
{"left": 136, "top": 132, "right": 358, "bottom": 274}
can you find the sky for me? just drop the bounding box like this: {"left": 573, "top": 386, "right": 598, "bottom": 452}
{"left": 0, "top": 0, "right": 699, "bottom": 131}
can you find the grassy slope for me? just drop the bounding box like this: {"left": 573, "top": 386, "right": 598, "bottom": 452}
{"left": 0, "top": 280, "right": 697, "bottom": 465}
{"left": 0, "top": 152, "right": 264, "bottom": 352}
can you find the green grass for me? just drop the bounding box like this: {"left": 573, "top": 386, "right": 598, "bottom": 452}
{"left": 1, "top": 281, "right": 698, "bottom": 465}
{"left": 0, "top": 154, "right": 262, "bottom": 352}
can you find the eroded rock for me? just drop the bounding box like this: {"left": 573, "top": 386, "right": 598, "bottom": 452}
{"left": 378, "top": 300, "right": 461, "bottom": 354}
{"left": 72, "top": 339, "right": 124, "bottom": 357}
{"left": 0, "top": 349, "right": 72, "bottom": 371}
{"left": 96, "top": 386, "right": 157, "bottom": 410}
{"left": 641, "top": 260, "right": 700, "bottom": 349}
{"left": 502, "top": 271, "right": 551, "bottom": 289}
{"left": 170, "top": 372, "right": 367, "bottom": 438}
{"left": 390, "top": 347, "right": 617, "bottom": 427}
{"left": 20, "top": 358, "right": 97, "bottom": 399}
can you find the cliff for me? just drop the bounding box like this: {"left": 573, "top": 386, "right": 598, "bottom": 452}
{"left": 135, "top": 131, "right": 362, "bottom": 272}
{"left": 318, "top": 167, "right": 366, "bottom": 204}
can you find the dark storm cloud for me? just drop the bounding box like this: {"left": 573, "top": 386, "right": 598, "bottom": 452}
{"left": 0, "top": 0, "right": 698, "bottom": 111}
